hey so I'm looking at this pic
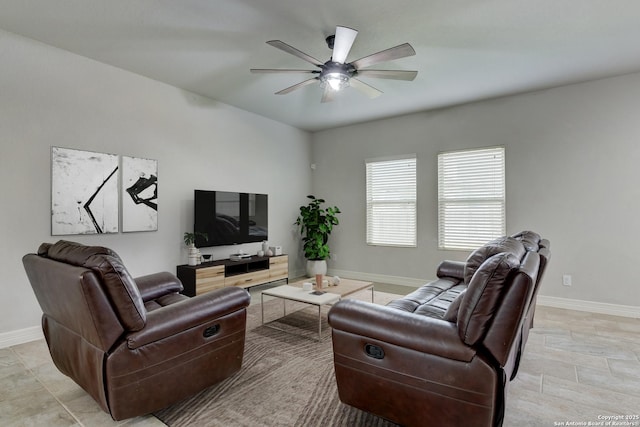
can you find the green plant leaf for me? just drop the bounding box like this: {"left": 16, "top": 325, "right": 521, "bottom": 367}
{"left": 296, "top": 195, "right": 340, "bottom": 260}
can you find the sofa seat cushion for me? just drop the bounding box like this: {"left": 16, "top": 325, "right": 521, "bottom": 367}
{"left": 386, "top": 278, "right": 465, "bottom": 320}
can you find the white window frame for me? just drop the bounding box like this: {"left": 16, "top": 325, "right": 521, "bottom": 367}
{"left": 438, "top": 146, "right": 505, "bottom": 250}
{"left": 366, "top": 154, "right": 417, "bottom": 247}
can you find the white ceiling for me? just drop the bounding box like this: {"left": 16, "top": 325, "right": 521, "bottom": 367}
{"left": 2, "top": 1, "right": 640, "bottom": 132}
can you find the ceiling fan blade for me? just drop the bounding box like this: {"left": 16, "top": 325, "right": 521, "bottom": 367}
{"left": 356, "top": 69, "right": 418, "bottom": 81}
{"left": 275, "top": 78, "right": 318, "bottom": 95}
{"left": 266, "top": 40, "right": 324, "bottom": 67}
{"left": 321, "top": 85, "right": 336, "bottom": 103}
{"left": 251, "top": 69, "right": 317, "bottom": 74}
{"left": 350, "top": 43, "right": 416, "bottom": 70}
{"left": 332, "top": 26, "right": 358, "bottom": 64}
{"left": 349, "top": 78, "right": 382, "bottom": 99}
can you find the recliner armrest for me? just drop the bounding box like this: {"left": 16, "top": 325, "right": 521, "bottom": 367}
{"left": 134, "top": 272, "right": 184, "bottom": 302}
{"left": 436, "top": 260, "right": 466, "bottom": 280}
{"left": 126, "top": 287, "right": 250, "bottom": 349}
{"left": 328, "top": 299, "right": 476, "bottom": 362}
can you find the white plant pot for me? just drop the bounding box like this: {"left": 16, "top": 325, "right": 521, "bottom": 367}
{"left": 306, "top": 259, "right": 327, "bottom": 278}
{"left": 187, "top": 245, "right": 199, "bottom": 266}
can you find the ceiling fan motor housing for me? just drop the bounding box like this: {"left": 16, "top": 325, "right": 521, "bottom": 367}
{"left": 320, "top": 61, "right": 355, "bottom": 90}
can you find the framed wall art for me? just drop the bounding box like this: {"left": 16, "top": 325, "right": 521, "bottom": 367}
{"left": 121, "top": 155, "right": 158, "bottom": 232}
{"left": 51, "top": 147, "right": 119, "bottom": 235}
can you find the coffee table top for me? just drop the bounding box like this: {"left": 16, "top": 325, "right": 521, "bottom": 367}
{"left": 261, "top": 285, "right": 340, "bottom": 305}
{"left": 288, "top": 277, "right": 373, "bottom": 298}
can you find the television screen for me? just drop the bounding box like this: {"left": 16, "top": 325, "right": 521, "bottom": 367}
{"left": 194, "top": 190, "right": 268, "bottom": 247}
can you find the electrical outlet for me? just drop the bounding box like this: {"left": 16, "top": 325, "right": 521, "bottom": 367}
{"left": 562, "top": 274, "right": 572, "bottom": 287}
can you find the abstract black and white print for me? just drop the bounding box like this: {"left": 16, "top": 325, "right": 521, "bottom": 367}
{"left": 51, "top": 147, "right": 119, "bottom": 235}
{"left": 122, "top": 156, "right": 158, "bottom": 232}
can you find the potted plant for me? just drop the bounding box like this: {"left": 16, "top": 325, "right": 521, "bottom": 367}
{"left": 183, "top": 231, "right": 207, "bottom": 247}
{"left": 295, "top": 195, "right": 341, "bottom": 277}
{"left": 184, "top": 232, "right": 207, "bottom": 266}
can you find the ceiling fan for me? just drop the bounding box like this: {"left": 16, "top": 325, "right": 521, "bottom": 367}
{"left": 250, "top": 26, "right": 418, "bottom": 102}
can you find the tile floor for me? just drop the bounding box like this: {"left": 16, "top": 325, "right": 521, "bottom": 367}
{"left": 1, "top": 284, "right": 639, "bottom": 426}
{"left": 503, "top": 307, "right": 640, "bottom": 426}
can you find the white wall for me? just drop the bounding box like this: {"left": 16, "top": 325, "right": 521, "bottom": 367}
{"left": 0, "top": 29, "right": 312, "bottom": 335}
{"left": 3, "top": 27, "right": 639, "bottom": 339}
{"left": 312, "top": 72, "right": 640, "bottom": 308}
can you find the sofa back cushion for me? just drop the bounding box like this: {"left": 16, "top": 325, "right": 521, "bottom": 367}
{"left": 457, "top": 252, "right": 521, "bottom": 346}
{"left": 443, "top": 290, "right": 465, "bottom": 322}
{"left": 511, "top": 230, "right": 542, "bottom": 251}
{"left": 464, "top": 236, "right": 525, "bottom": 284}
{"left": 43, "top": 240, "right": 146, "bottom": 331}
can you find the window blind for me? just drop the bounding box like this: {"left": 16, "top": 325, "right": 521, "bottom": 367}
{"left": 366, "top": 155, "right": 417, "bottom": 247}
{"left": 438, "top": 146, "right": 505, "bottom": 250}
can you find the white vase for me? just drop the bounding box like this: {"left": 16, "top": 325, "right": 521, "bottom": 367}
{"left": 306, "top": 259, "right": 327, "bottom": 278}
{"left": 188, "top": 245, "right": 199, "bottom": 266}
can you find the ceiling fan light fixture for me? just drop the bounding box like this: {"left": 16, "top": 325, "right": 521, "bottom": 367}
{"left": 322, "top": 72, "right": 350, "bottom": 91}
{"left": 252, "top": 26, "right": 417, "bottom": 101}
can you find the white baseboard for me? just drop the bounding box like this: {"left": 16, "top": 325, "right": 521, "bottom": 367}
{"left": 536, "top": 295, "right": 640, "bottom": 318}
{"left": 0, "top": 326, "right": 44, "bottom": 349}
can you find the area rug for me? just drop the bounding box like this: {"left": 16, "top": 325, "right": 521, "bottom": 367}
{"left": 153, "top": 290, "right": 401, "bottom": 427}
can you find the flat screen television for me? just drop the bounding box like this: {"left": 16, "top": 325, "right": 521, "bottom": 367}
{"left": 194, "top": 190, "right": 268, "bottom": 248}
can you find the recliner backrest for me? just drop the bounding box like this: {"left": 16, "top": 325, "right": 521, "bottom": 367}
{"left": 511, "top": 230, "right": 551, "bottom": 290}
{"left": 463, "top": 236, "right": 525, "bottom": 285}
{"left": 40, "top": 240, "right": 147, "bottom": 331}
{"left": 510, "top": 230, "right": 541, "bottom": 251}
{"left": 481, "top": 251, "right": 539, "bottom": 369}
{"left": 457, "top": 252, "right": 522, "bottom": 346}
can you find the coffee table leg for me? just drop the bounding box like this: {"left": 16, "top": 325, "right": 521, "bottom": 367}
{"left": 318, "top": 305, "right": 322, "bottom": 340}
{"left": 261, "top": 293, "right": 264, "bottom": 325}
{"left": 371, "top": 285, "right": 374, "bottom": 303}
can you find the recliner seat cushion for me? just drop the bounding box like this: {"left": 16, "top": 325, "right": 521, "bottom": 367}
{"left": 458, "top": 252, "right": 521, "bottom": 346}
{"left": 43, "top": 240, "right": 146, "bottom": 331}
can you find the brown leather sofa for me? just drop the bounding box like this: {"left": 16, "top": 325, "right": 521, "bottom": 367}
{"left": 328, "top": 231, "right": 550, "bottom": 427}
{"left": 23, "top": 240, "right": 251, "bottom": 420}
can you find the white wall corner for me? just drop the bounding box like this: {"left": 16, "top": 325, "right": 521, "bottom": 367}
{"left": 537, "top": 295, "right": 640, "bottom": 319}
{"left": 0, "top": 326, "right": 44, "bottom": 349}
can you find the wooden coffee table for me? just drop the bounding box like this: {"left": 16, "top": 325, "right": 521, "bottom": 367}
{"left": 261, "top": 278, "right": 374, "bottom": 340}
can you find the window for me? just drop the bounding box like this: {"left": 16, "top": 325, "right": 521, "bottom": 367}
{"left": 366, "top": 155, "right": 417, "bottom": 247}
{"left": 438, "top": 146, "right": 505, "bottom": 250}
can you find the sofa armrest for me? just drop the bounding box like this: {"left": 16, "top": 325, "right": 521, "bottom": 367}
{"left": 134, "top": 272, "right": 184, "bottom": 302}
{"left": 328, "top": 299, "right": 475, "bottom": 362}
{"left": 436, "top": 260, "right": 466, "bottom": 280}
{"left": 126, "top": 287, "right": 250, "bottom": 349}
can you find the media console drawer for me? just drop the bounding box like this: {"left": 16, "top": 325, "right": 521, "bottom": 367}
{"left": 177, "top": 254, "right": 288, "bottom": 297}
{"left": 269, "top": 256, "right": 288, "bottom": 281}
{"left": 225, "top": 269, "right": 271, "bottom": 288}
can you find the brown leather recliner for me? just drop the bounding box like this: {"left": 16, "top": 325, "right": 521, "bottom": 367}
{"left": 328, "top": 233, "right": 550, "bottom": 427}
{"left": 23, "top": 240, "right": 251, "bottom": 420}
